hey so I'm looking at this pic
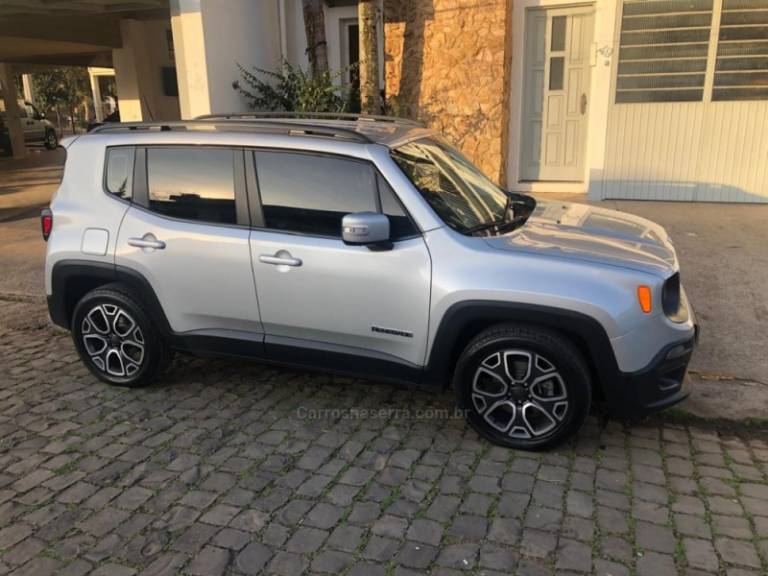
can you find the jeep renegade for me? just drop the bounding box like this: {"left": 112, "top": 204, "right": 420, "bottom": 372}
{"left": 43, "top": 114, "right": 697, "bottom": 450}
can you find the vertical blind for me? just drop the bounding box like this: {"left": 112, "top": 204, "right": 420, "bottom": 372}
{"left": 617, "top": 0, "right": 768, "bottom": 102}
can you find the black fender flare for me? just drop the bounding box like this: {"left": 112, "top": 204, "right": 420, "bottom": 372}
{"left": 49, "top": 260, "right": 173, "bottom": 340}
{"left": 423, "top": 300, "right": 621, "bottom": 403}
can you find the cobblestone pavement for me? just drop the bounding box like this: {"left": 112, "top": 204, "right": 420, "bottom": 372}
{"left": 0, "top": 299, "right": 767, "bottom": 576}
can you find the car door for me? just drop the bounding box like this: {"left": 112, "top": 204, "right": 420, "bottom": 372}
{"left": 23, "top": 103, "right": 45, "bottom": 142}
{"left": 247, "top": 149, "right": 432, "bottom": 372}
{"left": 114, "top": 145, "right": 263, "bottom": 341}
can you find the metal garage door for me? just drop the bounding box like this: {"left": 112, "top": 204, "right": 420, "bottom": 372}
{"left": 599, "top": 0, "right": 768, "bottom": 203}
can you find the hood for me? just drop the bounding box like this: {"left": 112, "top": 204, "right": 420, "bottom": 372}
{"left": 483, "top": 200, "right": 677, "bottom": 276}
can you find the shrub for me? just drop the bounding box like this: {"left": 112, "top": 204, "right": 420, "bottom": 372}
{"left": 233, "top": 61, "right": 359, "bottom": 113}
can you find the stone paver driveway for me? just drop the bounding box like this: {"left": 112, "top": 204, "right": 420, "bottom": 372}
{"left": 0, "top": 298, "right": 767, "bottom": 576}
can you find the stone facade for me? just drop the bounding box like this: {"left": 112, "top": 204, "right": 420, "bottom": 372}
{"left": 384, "top": 0, "right": 512, "bottom": 183}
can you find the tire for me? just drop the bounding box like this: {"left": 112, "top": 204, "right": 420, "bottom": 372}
{"left": 71, "top": 284, "right": 170, "bottom": 388}
{"left": 44, "top": 129, "right": 58, "bottom": 150}
{"left": 453, "top": 324, "right": 592, "bottom": 450}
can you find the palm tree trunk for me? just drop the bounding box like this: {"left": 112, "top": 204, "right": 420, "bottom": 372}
{"left": 302, "top": 0, "right": 329, "bottom": 76}
{"left": 358, "top": 0, "right": 381, "bottom": 114}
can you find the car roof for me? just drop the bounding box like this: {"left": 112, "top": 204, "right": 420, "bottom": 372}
{"left": 86, "top": 114, "right": 437, "bottom": 149}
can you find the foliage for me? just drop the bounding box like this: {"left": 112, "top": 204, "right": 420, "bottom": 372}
{"left": 32, "top": 67, "right": 91, "bottom": 131}
{"left": 32, "top": 67, "right": 90, "bottom": 112}
{"left": 233, "top": 60, "right": 359, "bottom": 113}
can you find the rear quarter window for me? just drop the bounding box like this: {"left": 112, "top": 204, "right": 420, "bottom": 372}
{"left": 105, "top": 147, "right": 135, "bottom": 200}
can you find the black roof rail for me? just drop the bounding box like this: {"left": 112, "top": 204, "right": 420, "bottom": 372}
{"left": 196, "top": 111, "right": 422, "bottom": 127}
{"left": 88, "top": 120, "right": 373, "bottom": 143}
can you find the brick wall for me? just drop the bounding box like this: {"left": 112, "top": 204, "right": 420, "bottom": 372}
{"left": 384, "top": 0, "right": 512, "bottom": 183}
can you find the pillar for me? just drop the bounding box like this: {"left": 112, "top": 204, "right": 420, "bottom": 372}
{"left": 88, "top": 69, "right": 104, "bottom": 122}
{"left": 0, "top": 63, "right": 26, "bottom": 159}
{"left": 170, "top": 0, "right": 282, "bottom": 118}
{"left": 21, "top": 74, "right": 34, "bottom": 103}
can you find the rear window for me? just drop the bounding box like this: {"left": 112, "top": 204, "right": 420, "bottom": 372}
{"left": 147, "top": 147, "right": 236, "bottom": 225}
{"left": 105, "top": 147, "right": 135, "bottom": 200}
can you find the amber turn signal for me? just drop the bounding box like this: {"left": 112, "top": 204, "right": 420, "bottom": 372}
{"left": 637, "top": 285, "right": 652, "bottom": 314}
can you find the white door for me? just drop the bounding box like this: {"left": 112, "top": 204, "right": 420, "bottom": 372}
{"left": 520, "top": 7, "right": 594, "bottom": 182}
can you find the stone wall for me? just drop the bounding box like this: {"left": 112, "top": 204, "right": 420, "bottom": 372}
{"left": 384, "top": 0, "right": 512, "bottom": 183}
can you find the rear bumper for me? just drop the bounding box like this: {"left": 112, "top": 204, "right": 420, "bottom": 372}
{"left": 607, "top": 330, "right": 697, "bottom": 419}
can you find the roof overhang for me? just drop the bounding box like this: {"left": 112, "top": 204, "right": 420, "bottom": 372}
{"left": 0, "top": 0, "right": 168, "bottom": 70}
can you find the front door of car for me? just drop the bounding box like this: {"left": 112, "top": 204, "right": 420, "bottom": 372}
{"left": 114, "top": 146, "right": 262, "bottom": 338}
{"left": 247, "top": 150, "right": 432, "bottom": 369}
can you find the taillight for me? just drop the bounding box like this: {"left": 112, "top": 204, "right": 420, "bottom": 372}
{"left": 41, "top": 208, "right": 53, "bottom": 241}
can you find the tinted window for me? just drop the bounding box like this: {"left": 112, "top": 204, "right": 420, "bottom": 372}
{"left": 392, "top": 138, "right": 509, "bottom": 233}
{"left": 105, "top": 147, "right": 135, "bottom": 200}
{"left": 378, "top": 175, "right": 417, "bottom": 239}
{"left": 255, "top": 151, "right": 376, "bottom": 237}
{"left": 147, "top": 147, "right": 236, "bottom": 225}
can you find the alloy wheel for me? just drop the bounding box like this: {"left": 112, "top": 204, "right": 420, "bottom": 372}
{"left": 81, "top": 303, "right": 145, "bottom": 377}
{"left": 470, "top": 349, "right": 569, "bottom": 440}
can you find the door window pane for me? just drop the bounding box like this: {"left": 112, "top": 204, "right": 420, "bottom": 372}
{"left": 255, "top": 151, "right": 376, "bottom": 237}
{"left": 105, "top": 147, "right": 135, "bottom": 200}
{"left": 551, "top": 16, "right": 566, "bottom": 51}
{"left": 549, "top": 56, "right": 564, "bottom": 90}
{"left": 147, "top": 147, "right": 236, "bottom": 225}
{"left": 378, "top": 175, "right": 418, "bottom": 240}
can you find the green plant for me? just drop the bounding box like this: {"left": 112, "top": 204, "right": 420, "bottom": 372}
{"left": 233, "top": 60, "right": 359, "bottom": 113}
{"left": 31, "top": 67, "right": 91, "bottom": 133}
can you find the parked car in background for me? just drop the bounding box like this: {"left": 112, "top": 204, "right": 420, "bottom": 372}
{"left": 0, "top": 99, "right": 58, "bottom": 155}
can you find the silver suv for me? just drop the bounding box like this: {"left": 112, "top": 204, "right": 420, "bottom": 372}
{"left": 0, "top": 100, "right": 58, "bottom": 154}
{"left": 43, "top": 114, "right": 697, "bottom": 450}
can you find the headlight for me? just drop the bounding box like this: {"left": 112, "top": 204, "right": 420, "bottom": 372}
{"left": 662, "top": 273, "right": 689, "bottom": 323}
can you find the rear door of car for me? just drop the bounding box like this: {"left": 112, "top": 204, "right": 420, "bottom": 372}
{"left": 114, "top": 145, "right": 263, "bottom": 344}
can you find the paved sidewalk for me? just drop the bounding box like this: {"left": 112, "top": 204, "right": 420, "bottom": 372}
{"left": 0, "top": 310, "right": 767, "bottom": 576}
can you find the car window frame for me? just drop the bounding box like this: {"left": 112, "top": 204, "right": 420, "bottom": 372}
{"left": 102, "top": 145, "right": 137, "bottom": 205}
{"left": 247, "top": 147, "right": 420, "bottom": 242}
{"left": 130, "top": 144, "right": 251, "bottom": 230}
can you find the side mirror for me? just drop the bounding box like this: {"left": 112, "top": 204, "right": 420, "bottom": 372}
{"left": 38, "top": 112, "right": 45, "bottom": 120}
{"left": 342, "top": 212, "right": 391, "bottom": 248}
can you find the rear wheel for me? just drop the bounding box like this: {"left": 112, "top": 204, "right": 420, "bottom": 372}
{"left": 72, "top": 285, "right": 169, "bottom": 387}
{"left": 44, "top": 129, "right": 58, "bottom": 150}
{"left": 453, "top": 324, "right": 592, "bottom": 450}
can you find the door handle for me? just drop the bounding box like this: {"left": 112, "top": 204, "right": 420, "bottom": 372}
{"left": 580, "top": 93, "right": 588, "bottom": 115}
{"left": 259, "top": 253, "right": 302, "bottom": 267}
{"left": 128, "top": 235, "right": 166, "bottom": 250}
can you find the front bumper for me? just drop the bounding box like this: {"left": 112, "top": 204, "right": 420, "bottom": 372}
{"left": 607, "top": 331, "right": 697, "bottom": 419}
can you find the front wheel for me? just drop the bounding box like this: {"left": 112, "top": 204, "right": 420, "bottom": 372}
{"left": 453, "top": 324, "right": 592, "bottom": 450}
{"left": 71, "top": 285, "right": 169, "bottom": 387}
{"left": 44, "top": 129, "right": 58, "bottom": 150}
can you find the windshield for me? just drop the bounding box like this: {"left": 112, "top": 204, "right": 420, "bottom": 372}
{"left": 391, "top": 137, "right": 532, "bottom": 235}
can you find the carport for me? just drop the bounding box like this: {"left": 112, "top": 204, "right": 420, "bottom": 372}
{"left": 0, "top": 0, "right": 174, "bottom": 159}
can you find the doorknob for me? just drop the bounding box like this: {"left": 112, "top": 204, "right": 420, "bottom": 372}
{"left": 128, "top": 233, "right": 166, "bottom": 250}
{"left": 580, "top": 93, "right": 588, "bottom": 115}
{"left": 259, "top": 252, "right": 302, "bottom": 267}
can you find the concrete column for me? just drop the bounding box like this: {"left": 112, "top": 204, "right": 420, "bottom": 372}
{"left": 21, "top": 74, "right": 34, "bottom": 103}
{"left": 0, "top": 63, "right": 26, "bottom": 159}
{"left": 170, "top": 0, "right": 282, "bottom": 118}
{"left": 113, "top": 19, "right": 181, "bottom": 122}
{"left": 88, "top": 69, "right": 104, "bottom": 122}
